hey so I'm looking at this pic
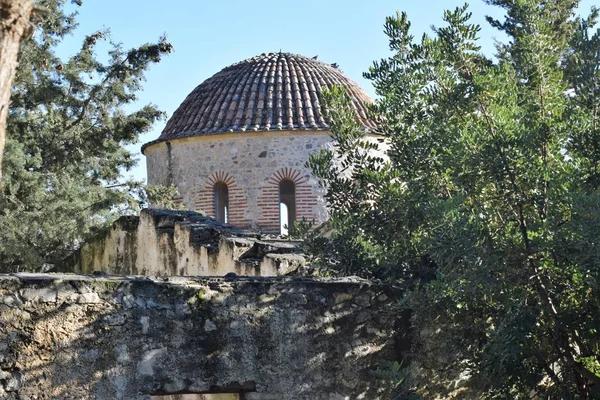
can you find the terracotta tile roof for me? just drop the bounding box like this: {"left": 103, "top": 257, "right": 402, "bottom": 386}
{"left": 143, "top": 52, "right": 375, "bottom": 151}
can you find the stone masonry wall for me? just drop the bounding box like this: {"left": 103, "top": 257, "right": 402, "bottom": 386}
{"left": 144, "top": 131, "right": 332, "bottom": 233}
{"left": 0, "top": 273, "right": 405, "bottom": 399}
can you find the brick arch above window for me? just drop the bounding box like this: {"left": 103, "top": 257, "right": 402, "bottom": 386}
{"left": 206, "top": 171, "right": 236, "bottom": 187}
{"left": 194, "top": 171, "right": 248, "bottom": 226}
{"left": 267, "top": 167, "right": 308, "bottom": 186}
{"left": 258, "top": 168, "right": 316, "bottom": 233}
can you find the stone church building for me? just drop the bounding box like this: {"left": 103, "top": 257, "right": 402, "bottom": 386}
{"left": 142, "top": 52, "right": 376, "bottom": 234}
{"left": 16, "top": 53, "right": 404, "bottom": 400}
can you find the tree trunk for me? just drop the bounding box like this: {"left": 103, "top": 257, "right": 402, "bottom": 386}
{"left": 0, "top": 0, "right": 33, "bottom": 182}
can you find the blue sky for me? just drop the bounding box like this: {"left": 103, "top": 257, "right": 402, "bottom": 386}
{"left": 57, "top": 0, "right": 597, "bottom": 183}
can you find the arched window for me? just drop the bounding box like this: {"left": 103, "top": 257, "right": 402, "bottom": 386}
{"left": 214, "top": 182, "right": 229, "bottom": 223}
{"left": 279, "top": 179, "right": 296, "bottom": 235}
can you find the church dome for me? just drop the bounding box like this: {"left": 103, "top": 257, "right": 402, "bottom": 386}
{"left": 143, "top": 52, "right": 382, "bottom": 233}
{"left": 150, "top": 52, "right": 375, "bottom": 145}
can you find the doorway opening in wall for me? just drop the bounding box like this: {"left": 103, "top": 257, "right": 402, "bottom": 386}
{"left": 214, "top": 181, "right": 229, "bottom": 223}
{"left": 150, "top": 394, "right": 255, "bottom": 399}
{"left": 279, "top": 179, "right": 296, "bottom": 235}
{"left": 151, "top": 381, "right": 260, "bottom": 399}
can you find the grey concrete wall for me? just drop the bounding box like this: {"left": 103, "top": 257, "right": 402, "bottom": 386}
{"left": 0, "top": 273, "right": 404, "bottom": 400}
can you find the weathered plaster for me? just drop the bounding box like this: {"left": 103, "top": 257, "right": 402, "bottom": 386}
{"left": 61, "top": 209, "right": 306, "bottom": 277}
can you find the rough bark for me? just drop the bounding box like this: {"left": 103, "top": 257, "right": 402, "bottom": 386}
{"left": 0, "top": 0, "right": 34, "bottom": 182}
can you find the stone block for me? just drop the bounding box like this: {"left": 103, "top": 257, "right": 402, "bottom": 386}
{"left": 175, "top": 302, "right": 191, "bottom": 316}
{"left": 288, "top": 293, "right": 308, "bottom": 305}
{"left": 19, "top": 287, "right": 56, "bottom": 303}
{"left": 5, "top": 371, "right": 20, "bottom": 391}
{"left": 56, "top": 282, "right": 78, "bottom": 301}
{"left": 77, "top": 292, "right": 101, "bottom": 304}
{"left": 104, "top": 313, "right": 126, "bottom": 326}
{"left": 188, "top": 378, "right": 210, "bottom": 392}
{"left": 334, "top": 293, "right": 353, "bottom": 304}
{"left": 245, "top": 394, "right": 283, "bottom": 400}
{"left": 163, "top": 378, "right": 186, "bottom": 393}
{"left": 204, "top": 319, "right": 217, "bottom": 332}
{"left": 377, "top": 293, "right": 389, "bottom": 302}
{"left": 137, "top": 348, "right": 166, "bottom": 377}
{"left": 140, "top": 316, "right": 150, "bottom": 334}
{"left": 115, "top": 344, "right": 130, "bottom": 363}
{"left": 329, "top": 393, "right": 348, "bottom": 400}
{"left": 258, "top": 294, "right": 276, "bottom": 303}
{"left": 2, "top": 295, "right": 23, "bottom": 308}
{"left": 354, "top": 294, "right": 371, "bottom": 308}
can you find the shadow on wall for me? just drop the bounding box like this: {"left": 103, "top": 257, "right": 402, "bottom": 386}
{"left": 0, "top": 274, "right": 409, "bottom": 400}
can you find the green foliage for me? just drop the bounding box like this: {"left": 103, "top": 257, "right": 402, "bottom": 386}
{"left": 136, "top": 184, "right": 183, "bottom": 210}
{"left": 370, "top": 361, "right": 408, "bottom": 399}
{"left": 309, "top": 0, "right": 600, "bottom": 398}
{"left": 0, "top": 0, "right": 172, "bottom": 271}
{"left": 284, "top": 216, "right": 313, "bottom": 238}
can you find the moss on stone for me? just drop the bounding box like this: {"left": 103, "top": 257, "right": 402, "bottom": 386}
{"left": 91, "top": 280, "right": 121, "bottom": 292}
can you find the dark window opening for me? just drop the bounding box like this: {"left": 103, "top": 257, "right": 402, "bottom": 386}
{"left": 214, "top": 182, "right": 229, "bottom": 223}
{"left": 279, "top": 179, "right": 296, "bottom": 235}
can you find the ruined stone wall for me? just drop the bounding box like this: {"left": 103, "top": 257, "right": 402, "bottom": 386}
{"left": 144, "top": 131, "right": 331, "bottom": 232}
{"left": 61, "top": 209, "right": 306, "bottom": 277}
{"left": 0, "top": 273, "right": 404, "bottom": 400}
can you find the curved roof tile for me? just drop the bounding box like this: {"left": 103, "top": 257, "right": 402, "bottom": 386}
{"left": 143, "top": 52, "right": 375, "bottom": 151}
